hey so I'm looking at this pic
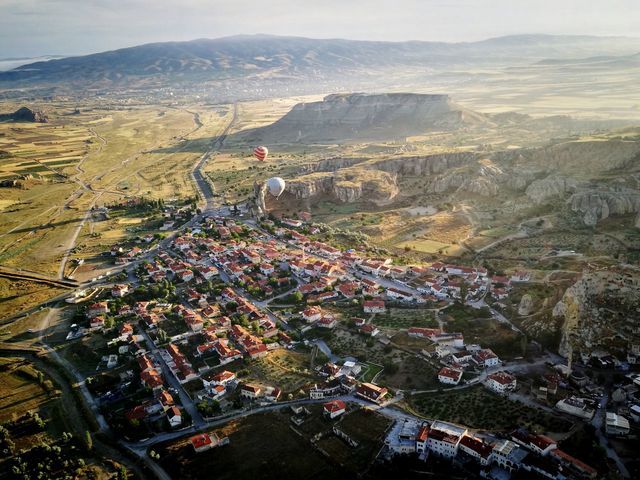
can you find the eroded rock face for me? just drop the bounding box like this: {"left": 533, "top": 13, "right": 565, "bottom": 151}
{"left": 525, "top": 176, "right": 579, "bottom": 204}
{"left": 569, "top": 191, "right": 640, "bottom": 226}
{"left": 286, "top": 169, "right": 398, "bottom": 205}
{"left": 518, "top": 294, "right": 535, "bottom": 316}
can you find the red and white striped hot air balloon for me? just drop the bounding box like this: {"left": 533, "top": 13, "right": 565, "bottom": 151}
{"left": 253, "top": 145, "right": 268, "bottom": 161}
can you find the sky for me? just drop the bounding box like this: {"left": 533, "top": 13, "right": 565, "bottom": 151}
{"left": 1, "top": 0, "right": 639, "bottom": 58}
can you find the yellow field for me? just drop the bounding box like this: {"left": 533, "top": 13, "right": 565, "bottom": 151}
{"left": 396, "top": 238, "right": 453, "bottom": 254}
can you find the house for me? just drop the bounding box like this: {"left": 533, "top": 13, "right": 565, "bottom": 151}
{"left": 202, "top": 370, "right": 236, "bottom": 390}
{"left": 167, "top": 406, "right": 182, "bottom": 427}
{"left": 356, "top": 382, "right": 388, "bottom": 404}
{"left": 240, "top": 384, "right": 262, "bottom": 399}
{"left": 408, "top": 327, "right": 441, "bottom": 339}
{"left": 385, "top": 418, "right": 423, "bottom": 454}
{"left": 318, "top": 316, "right": 337, "bottom": 329}
{"left": 416, "top": 424, "right": 430, "bottom": 454}
{"left": 386, "top": 287, "right": 414, "bottom": 302}
{"left": 337, "top": 282, "right": 358, "bottom": 298}
{"left": 302, "top": 306, "right": 322, "bottom": 323}
{"left": 319, "top": 362, "right": 341, "bottom": 378}
{"left": 606, "top": 412, "right": 630, "bottom": 436}
{"left": 358, "top": 324, "right": 380, "bottom": 337}
{"left": 550, "top": 449, "right": 597, "bottom": 479}
{"left": 157, "top": 390, "right": 175, "bottom": 410}
{"left": 190, "top": 433, "right": 218, "bottom": 453}
{"left": 451, "top": 350, "right": 473, "bottom": 364}
{"left": 511, "top": 271, "right": 531, "bottom": 282}
{"left": 111, "top": 284, "right": 130, "bottom": 298}
{"left": 246, "top": 343, "right": 268, "bottom": 359}
{"left": 511, "top": 430, "right": 557, "bottom": 456}
{"left": 438, "top": 367, "right": 463, "bottom": 385}
{"left": 177, "top": 270, "right": 194, "bottom": 282}
{"left": 264, "top": 386, "right": 282, "bottom": 402}
{"left": 86, "top": 302, "right": 109, "bottom": 318}
{"left": 490, "top": 439, "right": 528, "bottom": 473}
{"left": 184, "top": 313, "right": 204, "bottom": 332}
{"left": 90, "top": 316, "right": 106, "bottom": 329}
{"left": 259, "top": 263, "right": 275, "bottom": 275}
{"left": 118, "top": 323, "right": 134, "bottom": 341}
{"left": 555, "top": 397, "right": 595, "bottom": 420}
{"left": 198, "top": 265, "right": 219, "bottom": 280}
{"left": 363, "top": 300, "right": 386, "bottom": 314}
{"left": 486, "top": 372, "right": 517, "bottom": 394}
{"left": 308, "top": 291, "right": 338, "bottom": 303}
{"left": 458, "top": 435, "right": 493, "bottom": 465}
{"left": 472, "top": 349, "right": 500, "bottom": 368}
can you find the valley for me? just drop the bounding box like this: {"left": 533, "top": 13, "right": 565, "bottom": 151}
{"left": 0, "top": 30, "right": 639, "bottom": 480}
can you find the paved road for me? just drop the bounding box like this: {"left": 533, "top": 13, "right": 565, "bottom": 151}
{"left": 592, "top": 392, "right": 630, "bottom": 478}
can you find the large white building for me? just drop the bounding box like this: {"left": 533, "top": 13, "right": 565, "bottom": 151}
{"left": 425, "top": 421, "right": 467, "bottom": 459}
{"left": 458, "top": 435, "right": 493, "bottom": 466}
{"left": 555, "top": 397, "right": 595, "bottom": 420}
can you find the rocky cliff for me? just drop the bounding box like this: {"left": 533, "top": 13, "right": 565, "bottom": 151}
{"left": 287, "top": 168, "right": 398, "bottom": 205}
{"left": 245, "top": 93, "right": 489, "bottom": 143}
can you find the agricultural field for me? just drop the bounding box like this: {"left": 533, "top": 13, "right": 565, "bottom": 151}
{"left": 201, "top": 349, "right": 318, "bottom": 397}
{"left": 316, "top": 409, "right": 391, "bottom": 474}
{"left": 373, "top": 307, "right": 439, "bottom": 329}
{"left": 0, "top": 101, "right": 234, "bottom": 317}
{"left": 158, "top": 411, "right": 350, "bottom": 480}
{"left": 407, "top": 385, "right": 572, "bottom": 434}
{"left": 0, "top": 278, "right": 65, "bottom": 320}
{"left": 0, "top": 358, "right": 62, "bottom": 448}
{"left": 378, "top": 355, "right": 439, "bottom": 391}
{"left": 443, "top": 314, "right": 526, "bottom": 360}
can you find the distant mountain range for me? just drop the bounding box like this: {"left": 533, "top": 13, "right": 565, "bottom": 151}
{"left": 537, "top": 51, "right": 640, "bottom": 68}
{"left": 0, "top": 34, "right": 638, "bottom": 91}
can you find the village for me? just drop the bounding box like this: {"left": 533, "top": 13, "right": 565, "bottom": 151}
{"left": 60, "top": 206, "right": 639, "bottom": 480}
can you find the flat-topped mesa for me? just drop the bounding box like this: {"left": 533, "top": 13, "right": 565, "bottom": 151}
{"left": 0, "top": 106, "right": 48, "bottom": 123}
{"left": 247, "top": 92, "right": 488, "bottom": 143}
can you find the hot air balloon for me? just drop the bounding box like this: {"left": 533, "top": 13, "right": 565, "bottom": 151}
{"left": 266, "top": 177, "right": 286, "bottom": 198}
{"left": 253, "top": 145, "right": 268, "bottom": 161}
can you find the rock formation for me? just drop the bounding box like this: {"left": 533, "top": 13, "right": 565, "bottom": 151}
{"left": 245, "top": 93, "right": 489, "bottom": 143}
{"left": 525, "top": 176, "right": 579, "bottom": 204}
{"left": 518, "top": 294, "right": 534, "bottom": 316}
{"left": 0, "top": 106, "right": 48, "bottom": 123}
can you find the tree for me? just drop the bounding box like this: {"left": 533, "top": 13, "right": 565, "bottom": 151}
{"left": 288, "top": 291, "right": 303, "bottom": 303}
{"left": 459, "top": 283, "right": 468, "bottom": 303}
{"left": 116, "top": 466, "right": 129, "bottom": 480}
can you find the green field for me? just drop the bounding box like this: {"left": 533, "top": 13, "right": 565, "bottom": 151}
{"left": 408, "top": 385, "right": 571, "bottom": 433}
{"left": 374, "top": 308, "right": 439, "bottom": 329}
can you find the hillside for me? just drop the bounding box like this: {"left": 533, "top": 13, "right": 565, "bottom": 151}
{"left": 1, "top": 34, "right": 638, "bottom": 90}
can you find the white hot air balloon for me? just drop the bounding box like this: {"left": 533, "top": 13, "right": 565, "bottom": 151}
{"left": 266, "top": 177, "right": 286, "bottom": 198}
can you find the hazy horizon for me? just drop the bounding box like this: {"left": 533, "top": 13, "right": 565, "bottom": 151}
{"left": 1, "top": 0, "right": 639, "bottom": 58}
